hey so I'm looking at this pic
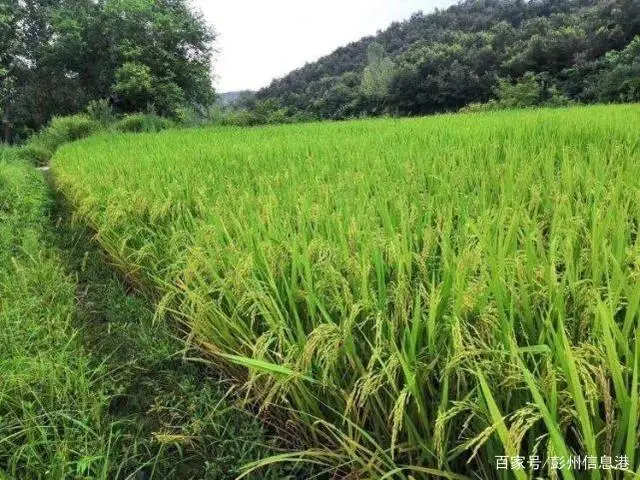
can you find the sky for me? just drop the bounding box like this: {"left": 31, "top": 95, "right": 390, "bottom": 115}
{"left": 194, "top": 0, "right": 459, "bottom": 93}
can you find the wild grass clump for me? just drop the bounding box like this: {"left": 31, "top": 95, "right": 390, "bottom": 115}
{"left": 0, "top": 159, "right": 108, "bottom": 478}
{"left": 86, "top": 99, "right": 117, "bottom": 126}
{"left": 53, "top": 104, "right": 640, "bottom": 478}
{"left": 115, "top": 113, "right": 174, "bottom": 133}
{"left": 0, "top": 144, "right": 21, "bottom": 163}
{"left": 15, "top": 109, "right": 176, "bottom": 166}
{"left": 20, "top": 114, "right": 100, "bottom": 165}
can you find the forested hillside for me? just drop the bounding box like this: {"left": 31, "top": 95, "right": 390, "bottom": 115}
{"left": 252, "top": 0, "right": 640, "bottom": 119}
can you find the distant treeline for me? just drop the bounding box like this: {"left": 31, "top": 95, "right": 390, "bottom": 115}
{"left": 4, "top": 1, "right": 639, "bottom": 140}
{"left": 231, "top": 0, "right": 639, "bottom": 123}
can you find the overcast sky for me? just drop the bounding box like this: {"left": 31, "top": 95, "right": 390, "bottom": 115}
{"left": 193, "top": 0, "right": 459, "bottom": 93}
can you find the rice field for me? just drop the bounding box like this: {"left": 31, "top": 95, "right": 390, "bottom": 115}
{"left": 53, "top": 105, "right": 640, "bottom": 478}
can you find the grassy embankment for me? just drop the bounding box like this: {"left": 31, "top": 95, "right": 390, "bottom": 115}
{"left": 53, "top": 104, "right": 640, "bottom": 478}
{"left": 0, "top": 147, "right": 301, "bottom": 479}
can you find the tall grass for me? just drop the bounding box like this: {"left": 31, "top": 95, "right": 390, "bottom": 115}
{"left": 0, "top": 152, "right": 304, "bottom": 479}
{"left": 53, "top": 105, "right": 640, "bottom": 477}
{"left": 0, "top": 156, "right": 112, "bottom": 478}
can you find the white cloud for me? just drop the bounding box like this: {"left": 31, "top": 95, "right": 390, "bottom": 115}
{"left": 193, "top": 0, "right": 459, "bottom": 92}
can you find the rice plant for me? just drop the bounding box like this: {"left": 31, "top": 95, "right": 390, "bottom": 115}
{"left": 0, "top": 153, "right": 304, "bottom": 479}
{"left": 53, "top": 105, "right": 640, "bottom": 478}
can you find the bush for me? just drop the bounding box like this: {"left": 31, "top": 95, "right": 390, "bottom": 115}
{"left": 176, "top": 105, "right": 228, "bottom": 128}
{"left": 0, "top": 145, "right": 22, "bottom": 163}
{"left": 86, "top": 99, "right": 116, "bottom": 125}
{"left": 220, "top": 109, "right": 261, "bottom": 127}
{"left": 115, "top": 114, "right": 174, "bottom": 133}
{"left": 459, "top": 100, "right": 501, "bottom": 113}
{"left": 19, "top": 115, "right": 100, "bottom": 165}
{"left": 460, "top": 73, "right": 572, "bottom": 113}
{"left": 18, "top": 143, "right": 54, "bottom": 166}
{"left": 46, "top": 115, "right": 100, "bottom": 144}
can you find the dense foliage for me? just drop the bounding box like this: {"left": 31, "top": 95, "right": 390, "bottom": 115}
{"left": 54, "top": 105, "right": 640, "bottom": 478}
{"left": 13, "top": 106, "right": 178, "bottom": 166}
{"left": 250, "top": 0, "right": 640, "bottom": 120}
{"left": 0, "top": 0, "right": 214, "bottom": 143}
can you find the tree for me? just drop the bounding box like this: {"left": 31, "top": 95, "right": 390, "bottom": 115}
{"left": 100, "top": 0, "right": 215, "bottom": 113}
{"left": 388, "top": 36, "right": 494, "bottom": 115}
{"left": 252, "top": 0, "right": 640, "bottom": 121}
{"left": 496, "top": 72, "right": 541, "bottom": 107}
{"left": 112, "top": 62, "right": 154, "bottom": 111}
{"left": 360, "top": 42, "right": 395, "bottom": 113}
{"left": 585, "top": 36, "right": 640, "bottom": 103}
{"left": 1, "top": 0, "right": 215, "bottom": 143}
{"left": 0, "top": 0, "right": 20, "bottom": 140}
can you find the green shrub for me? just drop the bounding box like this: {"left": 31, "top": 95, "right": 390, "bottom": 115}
{"left": 0, "top": 145, "right": 22, "bottom": 163}
{"left": 115, "top": 113, "right": 174, "bottom": 133}
{"left": 176, "top": 105, "right": 228, "bottom": 128}
{"left": 20, "top": 115, "right": 100, "bottom": 165}
{"left": 220, "top": 109, "right": 251, "bottom": 127}
{"left": 46, "top": 115, "right": 100, "bottom": 144}
{"left": 460, "top": 73, "right": 572, "bottom": 113}
{"left": 459, "top": 100, "right": 498, "bottom": 113}
{"left": 86, "top": 99, "right": 116, "bottom": 125}
{"left": 18, "top": 142, "right": 54, "bottom": 166}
